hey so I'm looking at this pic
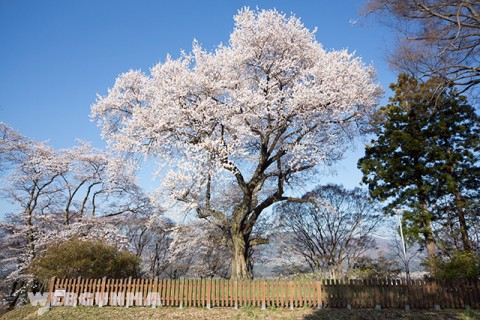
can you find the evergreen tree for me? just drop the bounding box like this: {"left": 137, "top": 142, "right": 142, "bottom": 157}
{"left": 358, "top": 74, "right": 480, "bottom": 262}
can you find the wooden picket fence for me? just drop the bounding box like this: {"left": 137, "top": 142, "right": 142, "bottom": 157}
{"left": 45, "top": 277, "right": 480, "bottom": 309}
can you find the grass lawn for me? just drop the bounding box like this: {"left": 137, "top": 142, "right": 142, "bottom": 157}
{"left": 1, "top": 305, "right": 479, "bottom": 320}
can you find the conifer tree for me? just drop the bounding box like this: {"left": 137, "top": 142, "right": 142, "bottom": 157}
{"left": 359, "top": 74, "right": 480, "bottom": 262}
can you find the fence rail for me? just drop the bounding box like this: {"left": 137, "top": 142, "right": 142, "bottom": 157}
{"left": 44, "top": 277, "right": 480, "bottom": 309}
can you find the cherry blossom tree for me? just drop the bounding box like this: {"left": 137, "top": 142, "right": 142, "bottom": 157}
{"left": 0, "top": 122, "right": 66, "bottom": 261}
{"left": 0, "top": 122, "right": 151, "bottom": 302}
{"left": 91, "top": 8, "right": 382, "bottom": 278}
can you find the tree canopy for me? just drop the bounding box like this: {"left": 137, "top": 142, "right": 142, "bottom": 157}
{"left": 91, "top": 8, "right": 381, "bottom": 278}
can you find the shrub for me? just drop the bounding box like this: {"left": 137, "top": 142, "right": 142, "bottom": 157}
{"left": 30, "top": 237, "right": 140, "bottom": 283}
{"left": 427, "top": 251, "right": 480, "bottom": 280}
{"left": 349, "top": 255, "right": 401, "bottom": 279}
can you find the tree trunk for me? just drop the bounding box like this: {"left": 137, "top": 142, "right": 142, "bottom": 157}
{"left": 424, "top": 231, "right": 436, "bottom": 260}
{"left": 419, "top": 199, "right": 436, "bottom": 274}
{"left": 231, "top": 231, "right": 252, "bottom": 279}
{"left": 25, "top": 206, "right": 35, "bottom": 260}
{"left": 454, "top": 192, "right": 472, "bottom": 251}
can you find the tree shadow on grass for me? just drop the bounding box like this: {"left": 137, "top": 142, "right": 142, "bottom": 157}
{"left": 302, "top": 308, "right": 479, "bottom": 320}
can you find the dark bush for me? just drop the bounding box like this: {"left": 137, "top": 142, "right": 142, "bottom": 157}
{"left": 30, "top": 237, "right": 140, "bottom": 283}
{"left": 426, "top": 251, "right": 480, "bottom": 280}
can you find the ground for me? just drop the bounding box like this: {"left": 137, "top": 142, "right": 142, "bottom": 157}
{"left": 1, "top": 306, "right": 479, "bottom": 320}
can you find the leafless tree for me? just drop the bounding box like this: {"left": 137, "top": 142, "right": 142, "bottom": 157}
{"left": 275, "top": 184, "right": 383, "bottom": 278}
{"left": 364, "top": 0, "right": 480, "bottom": 95}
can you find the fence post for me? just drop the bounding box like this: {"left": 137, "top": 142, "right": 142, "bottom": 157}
{"left": 46, "top": 276, "right": 56, "bottom": 307}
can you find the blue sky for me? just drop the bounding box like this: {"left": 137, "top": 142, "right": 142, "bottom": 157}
{"left": 0, "top": 0, "right": 396, "bottom": 214}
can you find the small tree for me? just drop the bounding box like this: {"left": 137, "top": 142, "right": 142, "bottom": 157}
{"left": 275, "top": 184, "right": 383, "bottom": 278}
{"left": 30, "top": 237, "right": 140, "bottom": 284}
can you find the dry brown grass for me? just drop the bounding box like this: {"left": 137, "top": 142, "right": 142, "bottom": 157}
{"left": 1, "top": 305, "right": 479, "bottom": 320}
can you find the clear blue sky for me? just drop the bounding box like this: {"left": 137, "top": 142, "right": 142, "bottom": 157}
{"left": 0, "top": 0, "right": 396, "bottom": 214}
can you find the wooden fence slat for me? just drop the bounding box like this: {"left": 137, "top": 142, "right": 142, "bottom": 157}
{"left": 168, "top": 279, "right": 173, "bottom": 307}
{"left": 179, "top": 278, "right": 184, "bottom": 308}
{"left": 250, "top": 280, "right": 254, "bottom": 307}
{"left": 216, "top": 278, "right": 220, "bottom": 307}
{"left": 234, "top": 279, "right": 238, "bottom": 308}
{"left": 169, "top": 279, "right": 174, "bottom": 307}
{"left": 200, "top": 278, "right": 204, "bottom": 307}
{"left": 222, "top": 279, "right": 225, "bottom": 307}
{"left": 173, "top": 278, "right": 177, "bottom": 307}
{"left": 400, "top": 278, "right": 406, "bottom": 309}
{"left": 175, "top": 278, "right": 180, "bottom": 308}
{"left": 409, "top": 280, "right": 416, "bottom": 309}
{"left": 230, "top": 279, "right": 234, "bottom": 307}
{"left": 161, "top": 279, "right": 166, "bottom": 307}
{"left": 107, "top": 279, "right": 115, "bottom": 307}
{"left": 473, "top": 280, "right": 480, "bottom": 309}
{"left": 300, "top": 278, "right": 305, "bottom": 308}
{"left": 189, "top": 279, "right": 194, "bottom": 307}
{"left": 427, "top": 280, "right": 433, "bottom": 309}
{"left": 242, "top": 279, "right": 246, "bottom": 307}
{"left": 460, "top": 279, "right": 468, "bottom": 309}
{"left": 227, "top": 279, "right": 230, "bottom": 307}
{"left": 171, "top": 279, "right": 176, "bottom": 307}
{"left": 108, "top": 279, "right": 117, "bottom": 306}
{"left": 288, "top": 281, "right": 295, "bottom": 308}
{"left": 190, "top": 279, "right": 194, "bottom": 307}
{"left": 195, "top": 278, "right": 199, "bottom": 307}
{"left": 365, "top": 279, "right": 375, "bottom": 308}
{"left": 419, "top": 279, "right": 426, "bottom": 309}
{"left": 307, "top": 279, "right": 312, "bottom": 308}
{"left": 256, "top": 280, "right": 260, "bottom": 307}
{"left": 111, "top": 279, "right": 118, "bottom": 306}
{"left": 131, "top": 278, "right": 137, "bottom": 306}
{"left": 334, "top": 279, "right": 340, "bottom": 308}
{"left": 186, "top": 279, "right": 194, "bottom": 307}
{"left": 380, "top": 279, "right": 386, "bottom": 308}
{"left": 439, "top": 280, "right": 447, "bottom": 308}
{"left": 451, "top": 280, "right": 459, "bottom": 309}
{"left": 393, "top": 279, "right": 400, "bottom": 308}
